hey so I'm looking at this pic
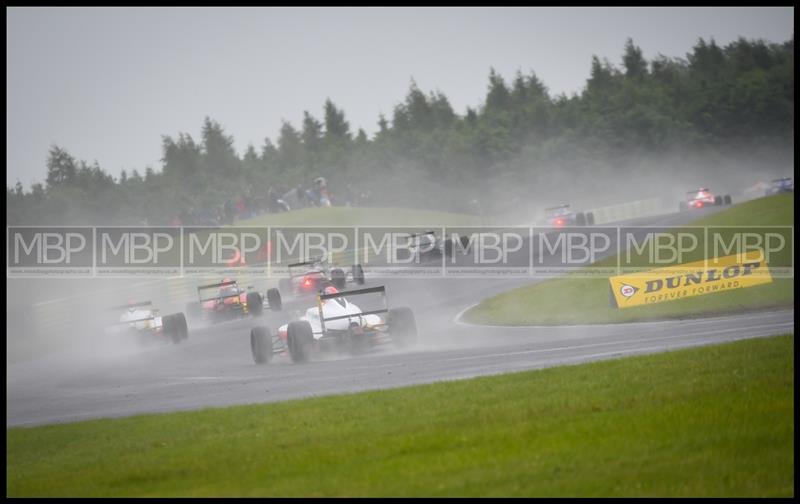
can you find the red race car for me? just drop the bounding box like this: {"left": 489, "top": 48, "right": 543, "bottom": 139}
{"left": 186, "top": 278, "right": 281, "bottom": 325}
{"left": 278, "top": 258, "right": 365, "bottom": 298}
{"left": 679, "top": 188, "right": 732, "bottom": 211}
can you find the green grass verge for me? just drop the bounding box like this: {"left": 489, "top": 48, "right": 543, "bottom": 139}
{"left": 236, "top": 206, "right": 485, "bottom": 227}
{"left": 464, "top": 194, "right": 794, "bottom": 325}
{"left": 7, "top": 334, "right": 794, "bottom": 497}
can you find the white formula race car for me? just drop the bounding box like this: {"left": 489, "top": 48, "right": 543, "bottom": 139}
{"left": 250, "top": 285, "right": 417, "bottom": 364}
{"left": 105, "top": 300, "right": 188, "bottom": 344}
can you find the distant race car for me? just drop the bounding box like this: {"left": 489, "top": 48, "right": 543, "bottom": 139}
{"left": 278, "top": 257, "right": 365, "bottom": 297}
{"left": 105, "top": 300, "right": 188, "bottom": 344}
{"left": 765, "top": 177, "right": 793, "bottom": 196}
{"left": 543, "top": 205, "right": 595, "bottom": 227}
{"left": 186, "top": 278, "right": 281, "bottom": 324}
{"left": 250, "top": 285, "right": 417, "bottom": 364}
{"left": 679, "top": 188, "right": 732, "bottom": 211}
{"left": 405, "top": 230, "right": 470, "bottom": 260}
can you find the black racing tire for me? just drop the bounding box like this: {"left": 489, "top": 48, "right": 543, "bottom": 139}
{"left": 388, "top": 307, "right": 418, "bottom": 349}
{"left": 287, "top": 320, "right": 314, "bottom": 363}
{"left": 714, "top": 196, "right": 722, "bottom": 206}
{"left": 250, "top": 326, "right": 273, "bottom": 364}
{"left": 185, "top": 301, "right": 202, "bottom": 322}
{"left": 351, "top": 264, "right": 365, "bottom": 285}
{"left": 724, "top": 195, "right": 732, "bottom": 205}
{"left": 278, "top": 278, "right": 291, "bottom": 295}
{"left": 267, "top": 287, "right": 282, "bottom": 311}
{"left": 576, "top": 212, "right": 587, "bottom": 226}
{"left": 679, "top": 201, "right": 687, "bottom": 212}
{"left": 330, "top": 268, "right": 346, "bottom": 290}
{"left": 246, "top": 291, "right": 264, "bottom": 317}
{"left": 163, "top": 312, "right": 188, "bottom": 344}
{"left": 586, "top": 212, "right": 595, "bottom": 226}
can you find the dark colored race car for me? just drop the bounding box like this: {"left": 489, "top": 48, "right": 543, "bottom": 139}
{"left": 277, "top": 258, "right": 365, "bottom": 297}
{"left": 679, "top": 188, "right": 732, "bottom": 211}
{"left": 249, "top": 285, "right": 417, "bottom": 364}
{"left": 405, "top": 230, "right": 471, "bottom": 261}
{"left": 543, "top": 204, "right": 595, "bottom": 227}
{"left": 105, "top": 300, "right": 188, "bottom": 344}
{"left": 186, "top": 278, "right": 281, "bottom": 324}
{"left": 765, "top": 177, "right": 793, "bottom": 196}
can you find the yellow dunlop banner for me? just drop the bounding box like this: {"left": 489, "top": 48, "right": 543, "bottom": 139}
{"left": 609, "top": 249, "right": 772, "bottom": 308}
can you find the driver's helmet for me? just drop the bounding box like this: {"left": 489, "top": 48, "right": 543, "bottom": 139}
{"left": 220, "top": 277, "right": 237, "bottom": 296}
{"left": 321, "top": 285, "right": 340, "bottom": 299}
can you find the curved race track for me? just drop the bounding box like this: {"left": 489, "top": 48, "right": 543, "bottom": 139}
{"left": 6, "top": 209, "right": 794, "bottom": 427}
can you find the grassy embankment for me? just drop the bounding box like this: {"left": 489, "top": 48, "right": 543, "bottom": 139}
{"left": 464, "top": 194, "right": 793, "bottom": 325}
{"left": 7, "top": 334, "right": 794, "bottom": 497}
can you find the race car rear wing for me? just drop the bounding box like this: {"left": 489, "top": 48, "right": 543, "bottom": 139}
{"left": 544, "top": 204, "right": 570, "bottom": 211}
{"left": 405, "top": 230, "right": 437, "bottom": 243}
{"left": 288, "top": 257, "right": 328, "bottom": 277}
{"left": 197, "top": 280, "right": 242, "bottom": 302}
{"left": 316, "top": 285, "right": 389, "bottom": 332}
{"left": 406, "top": 230, "right": 436, "bottom": 238}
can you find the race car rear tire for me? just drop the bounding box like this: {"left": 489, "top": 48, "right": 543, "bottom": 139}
{"left": 287, "top": 320, "right": 314, "bottom": 363}
{"left": 163, "top": 312, "right": 188, "bottom": 344}
{"left": 267, "top": 287, "right": 282, "bottom": 311}
{"left": 278, "top": 278, "right": 291, "bottom": 295}
{"left": 388, "top": 307, "right": 418, "bottom": 349}
{"left": 586, "top": 212, "right": 595, "bottom": 226}
{"left": 576, "top": 212, "right": 587, "bottom": 226}
{"left": 724, "top": 195, "right": 732, "bottom": 205}
{"left": 250, "top": 326, "right": 273, "bottom": 364}
{"left": 352, "top": 264, "right": 365, "bottom": 285}
{"left": 679, "top": 201, "right": 687, "bottom": 212}
{"left": 247, "top": 291, "right": 264, "bottom": 317}
{"left": 331, "top": 268, "right": 346, "bottom": 290}
{"left": 185, "top": 301, "right": 202, "bottom": 322}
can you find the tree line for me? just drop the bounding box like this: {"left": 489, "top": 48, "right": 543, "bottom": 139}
{"left": 6, "top": 35, "right": 794, "bottom": 225}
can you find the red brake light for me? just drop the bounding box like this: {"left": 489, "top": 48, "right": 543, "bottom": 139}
{"left": 695, "top": 201, "right": 702, "bottom": 208}
{"left": 555, "top": 219, "right": 564, "bottom": 226}
{"left": 303, "top": 277, "right": 311, "bottom": 287}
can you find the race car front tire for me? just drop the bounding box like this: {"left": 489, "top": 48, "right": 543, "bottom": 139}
{"left": 250, "top": 326, "right": 273, "bottom": 364}
{"left": 724, "top": 195, "right": 732, "bottom": 205}
{"left": 352, "top": 264, "right": 365, "bottom": 285}
{"left": 388, "top": 307, "right": 418, "bottom": 349}
{"left": 287, "top": 320, "right": 314, "bottom": 363}
{"left": 586, "top": 212, "right": 595, "bottom": 226}
{"left": 163, "top": 312, "right": 188, "bottom": 344}
{"left": 267, "top": 287, "right": 282, "bottom": 311}
{"left": 247, "top": 291, "right": 264, "bottom": 317}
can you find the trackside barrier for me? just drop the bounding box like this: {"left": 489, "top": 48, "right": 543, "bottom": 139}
{"left": 586, "top": 198, "right": 665, "bottom": 225}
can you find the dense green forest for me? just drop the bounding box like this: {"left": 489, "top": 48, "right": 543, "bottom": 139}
{"left": 6, "top": 36, "right": 794, "bottom": 225}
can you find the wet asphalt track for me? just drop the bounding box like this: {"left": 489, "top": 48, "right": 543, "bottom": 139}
{"left": 6, "top": 208, "right": 795, "bottom": 427}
